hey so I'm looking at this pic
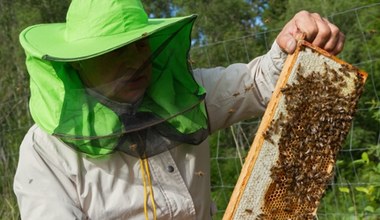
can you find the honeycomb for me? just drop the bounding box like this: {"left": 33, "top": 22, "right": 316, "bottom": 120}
{"left": 223, "top": 41, "right": 367, "bottom": 220}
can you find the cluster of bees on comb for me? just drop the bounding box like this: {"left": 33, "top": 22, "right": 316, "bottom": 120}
{"left": 258, "top": 50, "right": 365, "bottom": 219}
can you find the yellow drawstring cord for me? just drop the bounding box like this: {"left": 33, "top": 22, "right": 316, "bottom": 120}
{"left": 140, "top": 158, "right": 157, "bottom": 220}
{"left": 140, "top": 159, "right": 148, "bottom": 219}
{"left": 144, "top": 158, "right": 157, "bottom": 219}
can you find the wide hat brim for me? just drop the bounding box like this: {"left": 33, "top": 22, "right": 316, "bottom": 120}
{"left": 20, "top": 15, "right": 196, "bottom": 62}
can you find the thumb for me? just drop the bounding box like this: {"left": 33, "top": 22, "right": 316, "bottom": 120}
{"left": 276, "top": 31, "right": 305, "bottom": 54}
{"left": 278, "top": 34, "right": 296, "bottom": 54}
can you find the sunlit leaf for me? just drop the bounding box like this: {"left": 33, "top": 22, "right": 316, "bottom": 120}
{"left": 339, "top": 187, "right": 350, "bottom": 193}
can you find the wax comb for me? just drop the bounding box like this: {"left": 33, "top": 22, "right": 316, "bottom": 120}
{"left": 223, "top": 40, "right": 368, "bottom": 220}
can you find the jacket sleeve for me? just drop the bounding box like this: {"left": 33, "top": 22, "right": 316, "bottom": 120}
{"left": 13, "top": 125, "right": 87, "bottom": 220}
{"left": 193, "top": 42, "right": 287, "bottom": 133}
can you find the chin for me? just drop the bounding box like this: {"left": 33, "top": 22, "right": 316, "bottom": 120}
{"left": 116, "top": 89, "right": 146, "bottom": 103}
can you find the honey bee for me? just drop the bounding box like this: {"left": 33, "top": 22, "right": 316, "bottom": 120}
{"left": 129, "top": 143, "right": 137, "bottom": 151}
{"left": 255, "top": 213, "right": 267, "bottom": 220}
{"left": 338, "top": 81, "right": 347, "bottom": 87}
{"left": 263, "top": 130, "right": 274, "bottom": 144}
{"left": 188, "top": 58, "right": 196, "bottom": 65}
{"left": 330, "top": 69, "right": 339, "bottom": 82}
{"left": 297, "top": 63, "right": 302, "bottom": 73}
{"left": 195, "top": 171, "right": 205, "bottom": 177}
{"left": 245, "top": 83, "right": 254, "bottom": 93}
{"left": 244, "top": 208, "right": 253, "bottom": 214}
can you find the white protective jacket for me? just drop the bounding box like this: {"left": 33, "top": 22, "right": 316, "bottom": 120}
{"left": 14, "top": 42, "right": 287, "bottom": 219}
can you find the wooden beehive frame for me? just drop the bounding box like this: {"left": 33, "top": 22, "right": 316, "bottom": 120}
{"left": 223, "top": 40, "right": 368, "bottom": 220}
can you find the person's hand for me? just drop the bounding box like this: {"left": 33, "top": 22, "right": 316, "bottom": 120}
{"left": 276, "top": 11, "right": 345, "bottom": 55}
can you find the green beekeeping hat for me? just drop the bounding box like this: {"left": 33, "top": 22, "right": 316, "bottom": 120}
{"left": 20, "top": 0, "right": 196, "bottom": 61}
{"left": 20, "top": 0, "right": 209, "bottom": 157}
